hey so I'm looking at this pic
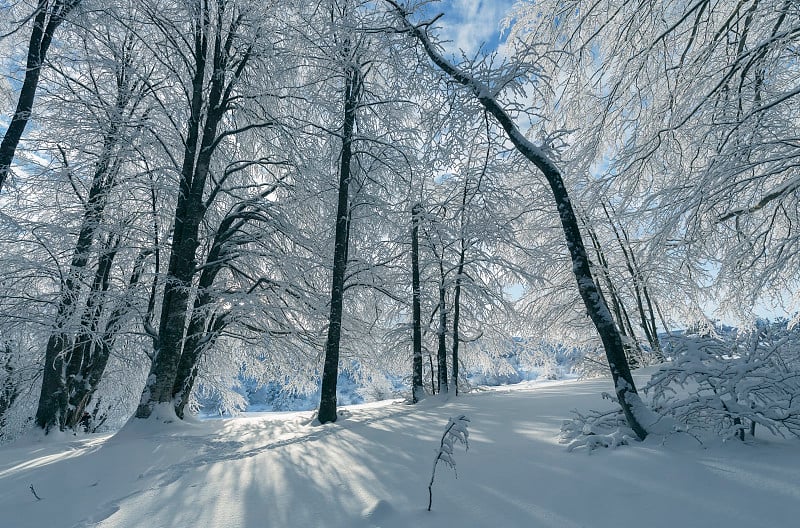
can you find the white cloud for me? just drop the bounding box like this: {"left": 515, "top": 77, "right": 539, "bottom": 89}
{"left": 436, "top": 0, "right": 517, "bottom": 56}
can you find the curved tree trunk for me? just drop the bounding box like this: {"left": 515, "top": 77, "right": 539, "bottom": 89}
{"left": 390, "top": 2, "right": 648, "bottom": 439}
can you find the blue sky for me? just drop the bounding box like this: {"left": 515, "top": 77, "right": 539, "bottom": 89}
{"left": 433, "top": 0, "right": 518, "bottom": 55}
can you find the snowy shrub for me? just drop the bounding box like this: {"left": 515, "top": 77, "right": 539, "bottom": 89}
{"left": 428, "top": 415, "right": 470, "bottom": 511}
{"left": 647, "top": 321, "right": 800, "bottom": 441}
{"left": 0, "top": 344, "right": 20, "bottom": 435}
{"left": 559, "top": 398, "right": 637, "bottom": 452}
{"left": 464, "top": 337, "right": 582, "bottom": 386}
{"left": 0, "top": 339, "right": 41, "bottom": 443}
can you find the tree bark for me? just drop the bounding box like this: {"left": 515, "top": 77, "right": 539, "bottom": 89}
{"left": 318, "top": 57, "right": 361, "bottom": 424}
{"left": 62, "top": 237, "right": 119, "bottom": 429}
{"left": 436, "top": 259, "right": 448, "bottom": 394}
{"left": 170, "top": 235, "right": 228, "bottom": 418}
{"left": 36, "top": 120, "right": 125, "bottom": 432}
{"left": 411, "top": 203, "right": 424, "bottom": 402}
{"left": 0, "top": 345, "right": 20, "bottom": 438}
{"left": 134, "top": 4, "right": 262, "bottom": 420}
{"left": 135, "top": 3, "right": 226, "bottom": 419}
{"left": 63, "top": 247, "right": 152, "bottom": 430}
{"left": 451, "top": 246, "right": 465, "bottom": 396}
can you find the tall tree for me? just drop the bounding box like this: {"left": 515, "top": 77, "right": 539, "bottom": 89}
{"left": 135, "top": 0, "right": 279, "bottom": 419}
{"left": 508, "top": 0, "right": 800, "bottom": 321}
{"left": 317, "top": 28, "right": 364, "bottom": 424}
{"left": 34, "top": 19, "right": 155, "bottom": 432}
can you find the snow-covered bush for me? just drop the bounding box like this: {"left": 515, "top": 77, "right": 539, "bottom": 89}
{"left": 647, "top": 321, "right": 800, "bottom": 441}
{"left": 559, "top": 398, "right": 637, "bottom": 452}
{"left": 0, "top": 344, "right": 20, "bottom": 438}
{"left": 428, "top": 415, "right": 470, "bottom": 511}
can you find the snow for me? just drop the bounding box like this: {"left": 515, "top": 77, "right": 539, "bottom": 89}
{"left": 2, "top": 374, "right": 799, "bottom": 528}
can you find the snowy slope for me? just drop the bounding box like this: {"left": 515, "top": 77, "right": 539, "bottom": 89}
{"left": 1, "top": 375, "right": 798, "bottom": 528}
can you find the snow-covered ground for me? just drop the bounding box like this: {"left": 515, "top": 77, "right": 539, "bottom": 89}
{"left": 2, "top": 374, "right": 798, "bottom": 528}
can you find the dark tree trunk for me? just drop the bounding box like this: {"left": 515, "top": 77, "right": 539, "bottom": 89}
{"left": 62, "top": 237, "right": 119, "bottom": 429}
{"left": 394, "top": 7, "right": 648, "bottom": 439}
{"left": 411, "top": 203, "right": 424, "bottom": 402}
{"left": 36, "top": 128, "right": 123, "bottom": 432}
{"left": 135, "top": 2, "right": 241, "bottom": 419}
{"left": 0, "top": 345, "right": 20, "bottom": 437}
{"left": 436, "top": 260, "right": 448, "bottom": 394}
{"left": 318, "top": 58, "right": 361, "bottom": 424}
{"left": 171, "top": 238, "right": 227, "bottom": 418}
{"left": 0, "top": 0, "right": 81, "bottom": 194}
{"left": 451, "top": 171, "right": 475, "bottom": 397}
{"left": 171, "top": 192, "right": 284, "bottom": 417}
{"left": 451, "top": 247, "right": 465, "bottom": 396}
{"left": 428, "top": 354, "right": 436, "bottom": 394}
{"left": 584, "top": 223, "right": 641, "bottom": 368}
{"left": 63, "top": 247, "right": 151, "bottom": 430}
{"left": 172, "top": 308, "right": 225, "bottom": 419}
{"left": 134, "top": 151, "right": 208, "bottom": 419}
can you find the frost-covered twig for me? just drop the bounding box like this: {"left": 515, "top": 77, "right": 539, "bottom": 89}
{"left": 428, "top": 415, "right": 470, "bottom": 511}
{"left": 29, "top": 484, "right": 41, "bottom": 500}
{"left": 560, "top": 408, "right": 635, "bottom": 452}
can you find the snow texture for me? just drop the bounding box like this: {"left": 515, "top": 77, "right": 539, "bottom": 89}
{"left": 1, "top": 373, "right": 798, "bottom": 527}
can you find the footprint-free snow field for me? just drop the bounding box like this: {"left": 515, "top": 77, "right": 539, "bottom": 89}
{"left": 2, "top": 375, "right": 798, "bottom": 528}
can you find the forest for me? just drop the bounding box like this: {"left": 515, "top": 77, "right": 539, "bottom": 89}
{"left": 0, "top": 0, "right": 799, "bottom": 447}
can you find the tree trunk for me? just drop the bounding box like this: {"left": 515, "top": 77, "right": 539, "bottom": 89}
{"left": 0, "top": 345, "right": 20, "bottom": 438}
{"left": 171, "top": 241, "right": 227, "bottom": 418}
{"left": 584, "top": 223, "right": 641, "bottom": 368}
{"left": 63, "top": 237, "right": 119, "bottom": 429}
{"left": 392, "top": 6, "right": 648, "bottom": 439}
{"left": 318, "top": 58, "right": 361, "bottom": 424}
{"left": 35, "top": 50, "right": 134, "bottom": 431}
{"left": 134, "top": 161, "right": 206, "bottom": 419}
{"left": 451, "top": 247, "right": 465, "bottom": 396}
{"left": 436, "top": 260, "right": 448, "bottom": 394}
{"left": 36, "top": 130, "right": 122, "bottom": 432}
{"left": 411, "top": 203, "right": 424, "bottom": 402}
{"left": 64, "top": 246, "right": 151, "bottom": 430}
{"left": 135, "top": 2, "right": 235, "bottom": 419}
{"left": 428, "top": 354, "right": 436, "bottom": 394}
{"left": 0, "top": 0, "right": 81, "bottom": 194}
{"left": 172, "top": 309, "right": 225, "bottom": 419}
{"left": 451, "top": 171, "right": 475, "bottom": 397}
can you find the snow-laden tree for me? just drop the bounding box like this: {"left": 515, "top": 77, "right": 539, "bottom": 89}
{"left": 31, "top": 5, "right": 161, "bottom": 431}
{"left": 507, "top": 0, "right": 800, "bottom": 322}
{"left": 134, "top": 0, "right": 301, "bottom": 420}
{"left": 386, "top": 0, "right": 650, "bottom": 439}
